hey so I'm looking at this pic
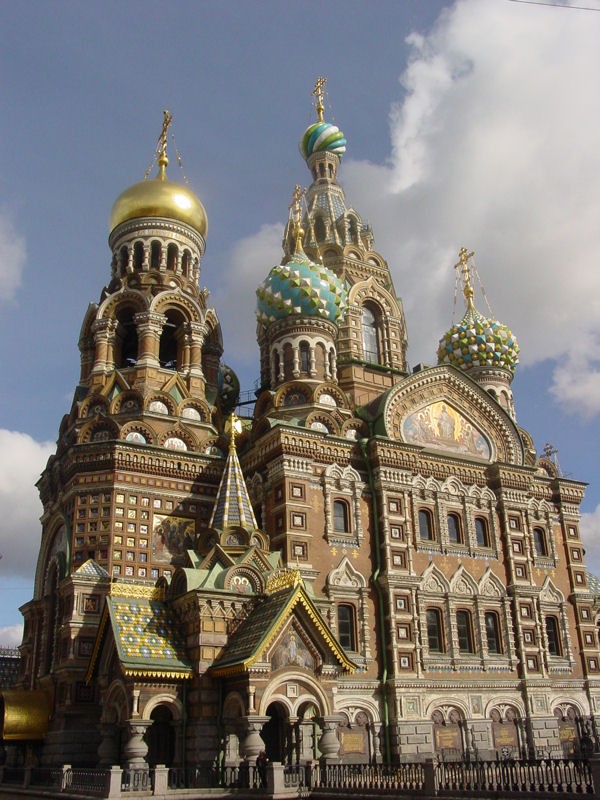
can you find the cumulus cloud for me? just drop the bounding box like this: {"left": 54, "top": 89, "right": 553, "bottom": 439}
{"left": 212, "top": 223, "right": 283, "bottom": 386}
{"left": 581, "top": 503, "right": 600, "bottom": 576}
{"left": 0, "top": 624, "right": 24, "bottom": 648}
{"left": 0, "top": 430, "right": 54, "bottom": 580}
{"left": 216, "top": 1, "right": 600, "bottom": 419}
{"left": 0, "top": 212, "right": 26, "bottom": 302}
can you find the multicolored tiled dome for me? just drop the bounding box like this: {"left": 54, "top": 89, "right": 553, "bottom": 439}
{"left": 299, "top": 121, "right": 347, "bottom": 160}
{"left": 256, "top": 250, "right": 347, "bottom": 325}
{"left": 437, "top": 306, "right": 520, "bottom": 374}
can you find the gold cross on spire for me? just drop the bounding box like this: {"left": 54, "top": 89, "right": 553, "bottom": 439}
{"left": 157, "top": 109, "right": 173, "bottom": 159}
{"left": 313, "top": 76, "right": 326, "bottom": 123}
{"left": 454, "top": 246, "right": 475, "bottom": 309}
{"left": 289, "top": 184, "right": 306, "bottom": 253}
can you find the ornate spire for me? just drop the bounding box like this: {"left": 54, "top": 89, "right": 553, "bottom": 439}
{"left": 454, "top": 246, "right": 475, "bottom": 311}
{"left": 146, "top": 109, "right": 173, "bottom": 181}
{"left": 313, "top": 76, "right": 326, "bottom": 123}
{"left": 289, "top": 184, "right": 306, "bottom": 254}
{"left": 209, "top": 414, "right": 258, "bottom": 532}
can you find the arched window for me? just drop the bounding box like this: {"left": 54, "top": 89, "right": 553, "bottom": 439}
{"left": 475, "top": 518, "right": 489, "bottom": 548}
{"left": 181, "top": 249, "right": 191, "bottom": 276}
{"left": 426, "top": 608, "right": 444, "bottom": 653}
{"left": 447, "top": 513, "right": 462, "bottom": 544}
{"left": 456, "top": 610, "right": 474, "bottom": 653}
{"left": 419, "top": 509, "right": 434, "bottom": 541}
{"left": 299, "top": 341, "right": 310, "bottom": 373}
{"left": 545, "top": 616, "right": 562, "bottom": 656}
{"left": 115, "top": 306, "right": 139, "bottom": 368}
{"left": 133, "top": 241, "right": 144, "bottom": 270}
{"left": 337, "top": 604, "right": 356, "bottom": 651}
{"left": 159, "top": 309, "right": 185, "bottom": 370}
{"left": 533, "top": 527, "right": 548, "bottom": 557}
{"left": 167, "top": 243, "right": 178, "bottom": 271}
{"left": 314, "top": 216, "right": 326, "bottom": 242}
{"left": 150, "top": 241, "right": 161, "bottom": 270}
{"left": 361, "top": 305, "right": 380, "bottom": 363}
{"left": 119, "top": 246, "right": 129, "bottom": 274}
{"left": 333, "top": 500, "right": 350, "bottom": 533}
{"left": 485, "top": 611, "right": 502, "bottom": 654}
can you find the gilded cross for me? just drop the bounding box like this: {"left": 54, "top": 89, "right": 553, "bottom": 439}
{"left": 313, "top": 76, "right": 326, "bottom": 122}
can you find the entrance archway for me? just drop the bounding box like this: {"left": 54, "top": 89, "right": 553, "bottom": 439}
{"left": 146, "top": 706, "right": 175, "bottom": 767}
{"left": 262, "top": 702, "right": 287, "bottom": 763}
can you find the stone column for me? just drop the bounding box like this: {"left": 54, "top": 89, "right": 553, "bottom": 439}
{"left": 239, "top": 715, "right": 270, "bottom": 761}
{"left": 134, "top": 311, "right": 165, "bottom": 368}
{"left": 317, "top": 715, "right": 342, "bottom": 764}
{"left": 187, "top": 321, "right": 206, "bottom": 379}
{"left": 91, "top": 318, "right": 115, "bottom": 375}
{"left": 123, "top": 719, "right": 152, "bottom": 769}
{"left": 97, "top": 722, "right": 120, "bottom": 767}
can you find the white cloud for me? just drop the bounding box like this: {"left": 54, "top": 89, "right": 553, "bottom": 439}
{"left": 0, "top": 624, "right": 24, "bottom": 648}
{"left": 212, "top": 222, "right": 283, "bottom": 386}
{"left": 581, "top": 503, "right": 600, "bottom": 576}
{"left": 340, "top": 0, "right": 600, "bottom": 417}
{"left": 0, "top": 212, "right": 26, "bottom": 302}
{"left": 0, "top": 430, "right": 54, "bottom": 580}
{"left": 216, "top": 0, "right": 600, "bottom": 419}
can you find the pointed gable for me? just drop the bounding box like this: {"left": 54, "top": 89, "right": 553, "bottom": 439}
{"left": 373, "top": 365, "right": 525, "bottom": 465}
{"left": 210, "top": 570, "right": 356, "bottom": 677}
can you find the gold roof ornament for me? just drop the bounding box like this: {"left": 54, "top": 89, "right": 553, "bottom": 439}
{"left": 454, "top": 246, "right": 476, "bottom": 310}
{"left": 109, "top": 110, "right": 207, "bottom": 237}
{"left": 289, "top": 184, "right": 307, "bottom": 254}
{"left": 313, "top": 76, "right": 326, "bottom": 123}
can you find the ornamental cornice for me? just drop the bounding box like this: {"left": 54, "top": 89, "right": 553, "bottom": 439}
{"left": 108, "top": 217, "right": 205, "bottom": 252}
{"left": 267, "top": 315, "right": 338, "bottom": 340}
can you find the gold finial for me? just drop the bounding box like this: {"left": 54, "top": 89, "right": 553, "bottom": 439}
{"left": 289, "top": 184, "right": 306, "bottom": 253}
{"left": 454, "top": 247, "right": 475, "bottom": 309}
{"left": 225, "top": 412, "right": 243, "bottom": 452}
{"left": 145, "top": 109, "right": 173, "bottom": 180}
{"left": 313, "top": 76, "right": 326, "bottom": 123}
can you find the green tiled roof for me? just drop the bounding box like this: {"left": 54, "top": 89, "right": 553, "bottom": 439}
{"left": 211, "top": 582, "right": 356, "bottom": 676}
{"left": 106, "top": 595, "right": 192, "bottom": 679}
{"left": 209, "top": 443, "right": 257, "bottom": 531}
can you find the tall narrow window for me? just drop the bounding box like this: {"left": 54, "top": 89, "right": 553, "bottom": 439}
{"left": 338, "top": 605, "right": 356, "bottom": 650}
{"left": 167, "top": 243, "right": 178, "bottom": 271}
{"left": 419, "top": 509, "right": 434, "bottom": 541}
{"left": 475, "top": 518, "right": 489, "bottom": 548}
{"left": 447, "top": 513, "right": 462, "bottom": 544}
{"left": 150, "top": 241, "right": 161, "bottom": 270}
{"left": 485, "top": 611, "right": 502, "bottom": 654}
{"left": 361, "top": 306, "right": 380, "bottom": 363}
{"left": 299, "top": 342, "right": 310, "bottom": 373}
{"left": 426, "top": 608, "right": 444, "bottom": 653}
{"left": 533, "top": 527, "right": 548, "bottom": 557}
{"left": 333, "top": 500, "right": 350, "bottom": 533}
{"left": 545, "top": 616, "right": 562, "bottom": 656}
{"left": 456, "top": 610, "right": 474, "bottom": 653}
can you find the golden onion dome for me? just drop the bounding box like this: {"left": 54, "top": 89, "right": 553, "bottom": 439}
{"left": 109, "top": 153, "right": 207, "bottom": 237}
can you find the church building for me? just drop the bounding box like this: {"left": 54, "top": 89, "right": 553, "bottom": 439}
{"left": 2, "top": 81, "right": 598, "bottom": 771}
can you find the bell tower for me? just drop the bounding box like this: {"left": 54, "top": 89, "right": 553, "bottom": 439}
{"left": 20, "top": 116, "right": 231, "bottom": 759}
{"left": 292, "top": 78, "right": 409, "bottom": 407}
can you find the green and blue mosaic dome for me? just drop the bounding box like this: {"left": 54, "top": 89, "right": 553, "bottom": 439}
{"left": 437, "top": 306, "right": 520, "bottom": 374}
{"left": 300, "top": 121, "right": 346, "bottom": 160}
{"left": 256, "top": 250, "right": 347, "bottom": 325}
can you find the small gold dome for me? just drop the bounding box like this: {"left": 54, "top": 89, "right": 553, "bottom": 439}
{"left": 110, "top": 158, "right": 207, "bottom": 237}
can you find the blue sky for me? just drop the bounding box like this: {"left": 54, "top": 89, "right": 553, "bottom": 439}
{"left": 1, "top": 0, "right": 599, "bottom": 644}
